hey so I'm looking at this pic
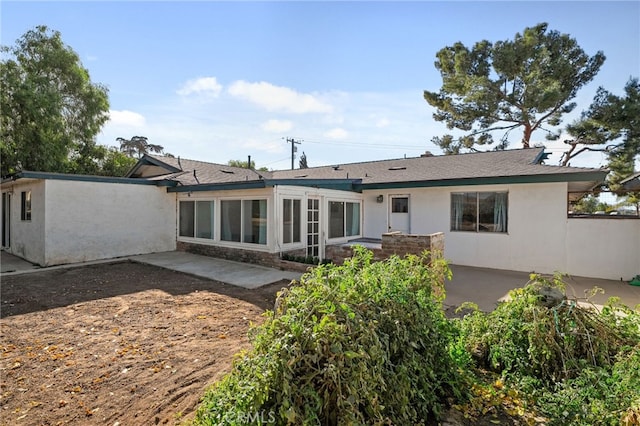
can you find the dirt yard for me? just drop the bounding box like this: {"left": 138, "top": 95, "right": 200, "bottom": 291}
{"left": 0, "top": 261, "right": 288, "bottom": 425}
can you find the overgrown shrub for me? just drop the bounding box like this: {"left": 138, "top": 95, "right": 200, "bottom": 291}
{"left": 193, "top": 247, "right": 464, "bottom": 425}
{"left": 532, "top": 345, "right": 640, "bottom": 425}
{"left": 455, "top": 273, "right": 640, "bottom": 425}
{"left": 457, "top": 274, "right": 638, "bottom": 383}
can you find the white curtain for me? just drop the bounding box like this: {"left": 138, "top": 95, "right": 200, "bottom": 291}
{"left": 493, "top": 193, "right": 508, "bottom": 232}
{"left": 349, "top": 203, "right": 360, "bottom": 236}
{"left": 451, "top": 194, "right": 464, "bottom": 230}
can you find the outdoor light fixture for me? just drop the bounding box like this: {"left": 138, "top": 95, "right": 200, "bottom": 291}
{"left": 376, "top": 195, "right": 384, "bottom": 203}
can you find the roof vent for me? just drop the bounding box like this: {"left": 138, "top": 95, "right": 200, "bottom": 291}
{"left": 388, "top": 166, "right": 407, "bottom": 171}
{"left": 221, "top": 169, "right": 235, "bottom": 174}
{"left": 295, "top": 175, "right": 308, "bottom": 178}
{"left": 332, "top": 165, "right": 341, "bottom": 170}
{"left": 420, "top": 151, "right": 434, "bottom": 157}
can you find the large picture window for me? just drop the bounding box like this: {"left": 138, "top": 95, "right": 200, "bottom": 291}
{"left": 179, "top": 201, "right": 195, "bottom": 237}
{"left": 243, "top": 199, "right": 267, "bottom": 244}
{"left": 21, "top": 191, "right": 31, "bottom": 221}
{"left": 282, "top": 199, "right": 301, "bottom": 244}
{"left": 220, "top": 199, "right": 267, "bottom": 245}
{"left": 196, "top": 201, "right": 215, "bottom": 239}
{"left": 451, "top": 192, "right": 508, "bottom": 233}
{"left": 329, "top": 201, "right": 360, "bottom": 239}
{"left": 179, "top": 200, "right": 215, "bottom": 239}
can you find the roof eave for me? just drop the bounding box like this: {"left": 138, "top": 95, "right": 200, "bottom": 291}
{"left": 167, "top": 180, "right": 267, "bottom": 192}
{"left": 361, "top": 170, "right": 608, "bottom": 190}
{"left": 1, "top": 171, "right": 178, "bottom": 186}
{"left": 268, "top": 178, "right": 362, "bottom": 192}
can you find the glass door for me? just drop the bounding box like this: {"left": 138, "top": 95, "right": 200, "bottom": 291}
{"left": 306, "top": 198, "right": 320, "bottom": 258}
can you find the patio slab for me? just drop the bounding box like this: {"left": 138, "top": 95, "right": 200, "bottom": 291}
{"left": 446, "top": 264, "right": 640, "bottom": 312}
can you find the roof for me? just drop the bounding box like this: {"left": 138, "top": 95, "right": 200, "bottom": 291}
{"left": 126, "top": 148, "right": 608, "bottom": 192}
{"left": 271, "top": 148, "right": 607, "bottom": 190}
{"left": 1, "top": 170, "right": 177, "bottom": 187}
{"left": 127, "top": 155, "right": 270, "bottom": 185}
{"left": 620, "top": 172, "right": 640, "bottom": 191}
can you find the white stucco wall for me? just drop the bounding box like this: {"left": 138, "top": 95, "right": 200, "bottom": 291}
{"left": 565, "top": 218, "right": 640, "bottom": 281}
{"left": 2, "top": 180, "right": 46, "bottom": 265}
{"left": 363, "top": 182, "right": 639, "bottom": 280}
{"left": 43, "top": 180, "right": 176, "bottom": 266}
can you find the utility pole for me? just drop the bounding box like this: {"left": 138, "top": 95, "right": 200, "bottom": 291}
{"left": 285, "top": 137, "right": 302, "bottom": 170}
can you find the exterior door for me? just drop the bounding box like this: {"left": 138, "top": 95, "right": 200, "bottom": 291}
{"left": 389, "top": 195, "right": 410, "bottom": 234}
{"left": 306, "top": 198, "right": 322, "bottom": 259}
{"left": 2, "top": 192, "right": 10, "bottom": 248}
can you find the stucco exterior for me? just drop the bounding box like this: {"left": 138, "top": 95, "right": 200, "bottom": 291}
{"left": 565, "top": 218, "right": 640, "bottom": 281}
{"left": 2, "top": 178, "right": 177, "bottom": 266}
{"left": 43, "top": 180, "right": 177, "bottom": 265}
{"left": 362, "top": 182, "right": 639, "bottom": 280}
{"left": 2, "top": 180, "right": 47, "bottom": 265}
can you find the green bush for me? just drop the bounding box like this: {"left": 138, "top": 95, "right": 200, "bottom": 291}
{"left": 455, "top": 273, "right": 640, "bottom": 425}
{"left": 457, "top": 274, "right": 638, "bottom": 383}
{"left": 534, "top": 348, "right": 639, "bottom": 425}
{"left": 193, "top": 247, "right": 464, "bottom": 425}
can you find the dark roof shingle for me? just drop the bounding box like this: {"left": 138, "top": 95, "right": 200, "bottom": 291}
{"left": 135, "top": 148, "right": 606, "bottom": 188}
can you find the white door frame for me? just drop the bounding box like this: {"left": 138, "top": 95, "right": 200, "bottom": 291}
{"left": 388, "top": 194, "right": 410, "bottom": 233}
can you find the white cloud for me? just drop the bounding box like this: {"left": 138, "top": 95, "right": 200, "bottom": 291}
{"left": 376, "top": 118, "right": 391, "bottom": 128}
{"left": 228, "top": 80, "right": 333, "bottom": 114}
{"left": 261, "top": 119, "right": 293, "bottom": 133}
{"left": 241, "top": 138, "right": 286, "bottom": 154}
{"left": 177, "top": 77, "right": 223, "bottom": 97}
{"left": 324, "top": 127, "right": 349, "bottom": 140}
{"left": 108, "top": 110, "right": 146, "bottom": 127}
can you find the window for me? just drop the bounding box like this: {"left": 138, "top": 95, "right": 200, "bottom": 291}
{"left": 220, "top": 199, "right": 267, "bottom": 245}
{"left": 329, "top": 201, "right": 360, "bottom": 239}
{"left": 243, "top": 199, "right": 267, "bottom": 244}
{"left": 221, "top": 200, "right": 241, "bottom": 242}
{"left": 196, "top": 201, "right": 215, "bottom": 239}
{"left": 21, "top": 191, "right": 31, "bottom": 221}
{"left": 451, "top": 192, "right": 508, "bottom": 233}
{"left": 283, "top": 199, "right": 301, "bottom": 244}
{"left": 179, "top": 200, "right": 215, "bottom": 239}
{"left": 179, "top": 201, "right": 195, "bottom": 237}
{"left": 392, "top": 197, "right": 409, "bottom": 213}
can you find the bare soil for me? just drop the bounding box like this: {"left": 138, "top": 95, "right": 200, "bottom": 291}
{"left": 0, "top": 261, "right": 288, "bottom": 425}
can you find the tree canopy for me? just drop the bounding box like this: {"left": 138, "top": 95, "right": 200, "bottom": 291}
{"left": 299, "top": 151, "right": 309, "bottom": 169}
{"left": 1, "top": 26, "right": 110, "bottom": 176}
{"left": 424, "top": 23, "right": 605, "bottom": 154}
{"left": 117, "top": 136, "right": 164, "bottom": 158}
{"left": 563, "top": 78, "right": 640, "bottom": 190}
{"left": 227, "top": 159, "right": 269, "bottom": 172}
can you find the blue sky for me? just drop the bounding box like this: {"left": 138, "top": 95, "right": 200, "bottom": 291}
{"left": 2, "top": 1, "right": 639, "bottom": 170}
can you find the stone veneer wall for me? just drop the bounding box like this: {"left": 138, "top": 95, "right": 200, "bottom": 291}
{"left": 177, "top": 231, "right": 444, "bottom": 273}
{"left": 176, "top": 242, "right": 312, "bottom": 273}
{"left": 325, "top": 232, "right": 445, "bottom": 265}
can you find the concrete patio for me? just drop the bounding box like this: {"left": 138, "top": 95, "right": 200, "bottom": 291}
{"left": 2, "top": 250, "right": 639, "bottom": 311}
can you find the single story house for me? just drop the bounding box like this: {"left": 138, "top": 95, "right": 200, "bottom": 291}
{"left": 2, "top": 147, "right": 638, "bottom": 280}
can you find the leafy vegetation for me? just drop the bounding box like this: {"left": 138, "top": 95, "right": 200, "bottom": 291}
{"left": 564, "top": 78, "right": 640, "bottom": 189}
{"left": 280, "top": 253, "right": 332, "bottom": 266}
{"left": 424, "top": 23, "right": 605, "bottom": 153}
{"left": 452, "top": 274, "right": 640, "bottom": 425}
{"left": 192, "top": 251, "right": 639, "bottom": 425}
{"left": 193, "top": 247, "right": 464, "bottom": 425}
{"left": 1, "top": 26, "right": 110, "bottom": 176}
